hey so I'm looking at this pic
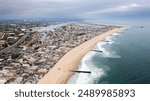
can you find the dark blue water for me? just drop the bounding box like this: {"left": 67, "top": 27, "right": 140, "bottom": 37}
{"left": 91, "top": 20, "right": 150, "bottom": 84}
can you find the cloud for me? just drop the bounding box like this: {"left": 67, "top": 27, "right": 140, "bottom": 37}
{"left": 85, "top": 3, "right": 141, "bottom": 15}
{"left": 0, "top": 0, "right": 149, "bottom": 19}
{"left": 117, "top": 3, "right": 140, "bottom": 11}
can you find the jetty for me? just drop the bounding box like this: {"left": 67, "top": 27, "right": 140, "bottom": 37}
{"left": 104, "top": 40, "right": 110, "bottom": 42}
{"left": 69, "top": 70, "right": 91, "bottom": 74}
{"left": 92, "top": 49, "right": 103, "bottom": 53}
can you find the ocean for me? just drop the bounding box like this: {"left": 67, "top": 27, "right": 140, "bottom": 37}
{"left": 68, "top": 19, "right": 150, "bottom": 84}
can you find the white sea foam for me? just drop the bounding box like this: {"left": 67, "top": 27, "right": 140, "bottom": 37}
{"left": 105, "top": 36, "right": 116, "bottom": 44}
{"left": 68, "top": 51, "right": 104, "bottom": 84}
{"left": 112, "top": 32, "right": 119, "bottom": 36}
{"left": 68, "top": 32, "right": 122, "bottom": 84}
{"left": 96, "top": 42, "right": 112, "bottom": 57}
{"left": 96, "top": 41, "right": 121, "bottom": 58}
{"left": 68, "top": 27, "right": 123, "bottom": 84}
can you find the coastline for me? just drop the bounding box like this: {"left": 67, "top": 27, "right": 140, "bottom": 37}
{"left": 38, "top": 28, "right": 123, "bottom": 84}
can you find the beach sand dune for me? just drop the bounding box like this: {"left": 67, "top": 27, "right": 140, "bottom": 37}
{"left": 38, "top": 28, "right": 122, "bottom": 84}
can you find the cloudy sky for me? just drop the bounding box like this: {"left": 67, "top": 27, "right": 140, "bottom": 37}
{"left": 0, "top": 0, "right": 150, "bottom": 20}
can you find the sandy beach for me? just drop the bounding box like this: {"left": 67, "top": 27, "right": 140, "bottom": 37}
{"left": 38, "top": 28, "right": 123, "bottom": 84}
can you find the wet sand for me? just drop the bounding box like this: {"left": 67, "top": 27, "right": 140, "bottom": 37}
{"left": 38, "top": 28, "right": 123, "bottom": 84}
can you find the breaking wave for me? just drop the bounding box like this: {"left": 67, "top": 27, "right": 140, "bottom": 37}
{"left": 68, "top": 33, "right": 121, "bottom": 84}
{"left": 68, "top": 51, "right": 104, "bottom": 84}
{"left": 96, "top": 41, "right": 121, "bottom": 58}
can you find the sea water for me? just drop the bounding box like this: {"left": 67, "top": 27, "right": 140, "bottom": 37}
{"left": 68, "top": 19, "right": 150, "bottom": 84}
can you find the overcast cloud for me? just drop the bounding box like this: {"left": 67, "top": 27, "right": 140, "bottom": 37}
{"left": 0, "top": 0, "right": 149, "bottom": 20}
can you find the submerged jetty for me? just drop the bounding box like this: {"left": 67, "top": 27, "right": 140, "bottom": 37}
{"left": 0, "top": 22, "right": 122, "bottom": 84}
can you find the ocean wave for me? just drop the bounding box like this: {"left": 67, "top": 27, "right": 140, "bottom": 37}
{"left": 112, "top": 32, "right": 119, "bottom": 36}
{"left": 68, "top": 51, "right": 104, "bottom": 84}
{"left": 96, "top": 41, "right": 121, "bottom": 58}
{"left": 68, "top": 32, "right": 122, "bottom": 84}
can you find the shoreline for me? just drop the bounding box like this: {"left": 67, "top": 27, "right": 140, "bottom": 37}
{"left": 38, "top": 28, "right": 123, "bottom": 84}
